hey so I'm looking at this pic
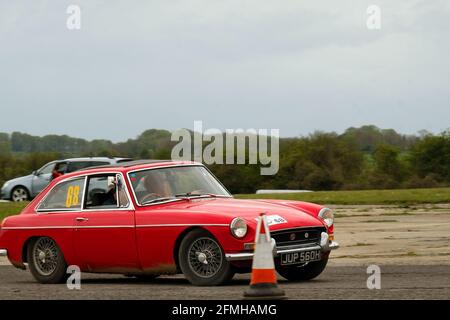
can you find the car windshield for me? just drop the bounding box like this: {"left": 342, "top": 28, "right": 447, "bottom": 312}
{"left": 128, "top": 166, "right": 231, "bottom": 205}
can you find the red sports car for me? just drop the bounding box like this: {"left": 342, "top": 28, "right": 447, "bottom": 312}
{"left": 0, "top": 160, "right": 338, "bottom": 286}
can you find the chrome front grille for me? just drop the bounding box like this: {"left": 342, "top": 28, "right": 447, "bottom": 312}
{"left": 271, "top": 227, "right": 326, "bottom": 247}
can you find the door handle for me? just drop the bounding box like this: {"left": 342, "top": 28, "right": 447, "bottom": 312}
{"left": 75, "top": 217, "right": 89, "bottom": 222}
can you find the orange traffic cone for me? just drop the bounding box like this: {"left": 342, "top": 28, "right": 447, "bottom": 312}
{"left": 244, "top": 213, "right": 286, "bottom": 299}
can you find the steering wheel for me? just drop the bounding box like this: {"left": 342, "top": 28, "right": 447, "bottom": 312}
{"left": 140, "top": 193, "right": 163, "bottom": 204}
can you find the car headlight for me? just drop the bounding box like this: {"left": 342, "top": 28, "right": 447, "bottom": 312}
{"left": 318, "top": 207, "right": 334, "bottom": 227}
{"left": 230, "top": 217, "right": 248, "bottom": 238}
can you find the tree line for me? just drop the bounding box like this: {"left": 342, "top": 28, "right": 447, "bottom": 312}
{"left": 0, "top": 125, "right": 449, "bottom": 194}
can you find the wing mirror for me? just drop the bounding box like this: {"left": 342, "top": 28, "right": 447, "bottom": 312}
{"left": 115, "top": 174, "right": 125, "bottom": 208}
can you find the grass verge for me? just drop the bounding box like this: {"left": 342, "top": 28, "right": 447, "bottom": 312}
{"left": 0, "top": 202, "right": 28, "bottom": 221}
{"left": 235, "top": 187, "right": 450, "bottom": 205}
{"left": 1, "top": 187, "right": 449, "bottom": 221}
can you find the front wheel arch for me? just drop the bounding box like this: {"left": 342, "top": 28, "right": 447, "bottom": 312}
{"left": 177, "top": 228, "right": 234, "bottom": 286}
{"left": 173, "top": 227, "right": 205, "bottom": 272}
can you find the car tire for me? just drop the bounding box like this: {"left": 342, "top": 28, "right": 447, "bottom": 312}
{"left": 11, "top": 186, "right": 30, "bottom": 202}
{"left": 277, "top": 256, "right": 329, "bottom": 282}
{"left": 178, "top": 229, "right": 234, "bottom": 286}
{"left": 27, "top": 237, "right": 68, "bottom": 284}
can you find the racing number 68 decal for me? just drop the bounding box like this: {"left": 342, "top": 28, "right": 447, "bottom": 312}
{"left": 65, "top": 185, "right": 80, "bottom": 208}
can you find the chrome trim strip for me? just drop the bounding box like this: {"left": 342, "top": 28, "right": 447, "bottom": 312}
{"left": 0, "top": 249, "right": 7, "bottom": 257}
{"left": 76, "top": 225, "right": 134, "bottom": 229}
{"left": 2, "top": 223, "right": 229, "bottom": 230}
{"left": 2, "top": 226, "right": 74, "bottom": 230}
{"left": 136, "top": 223, "right": 229, "bottom": 228}
{"left": 81, "top": 175, "right": 88, "bottom": 211}
{"left": 276, "top": 245, "right": 322, "bottom": 255}
{"left": 225, "top": 240, "right": 339, "bottom": 261}
{"left": 1, "top": 225, "right": 134, "bottom": 230}
{"left": 35, "top": 209, "right": 83, "bottom": 213}
{"left": 271, "top": 225, "right": 326, "bottom": 233}
{"left": 78, "top": 208, "right": 134, "bottom": 212}
{"left": 2, "top": 225, "right": 134, "bottom": 230}
{"left": 224, "top": 252, "right": 254, "bottom": 261}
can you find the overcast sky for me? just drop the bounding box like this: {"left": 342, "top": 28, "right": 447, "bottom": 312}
{"left": 0, "top": 0, "right": 449, "bottom": 142}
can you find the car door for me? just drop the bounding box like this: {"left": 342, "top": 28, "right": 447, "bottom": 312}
{"left": 35, "top": 176, "right": 88, "bottom": 265}
{"left": 31, "top": 162, "right": 57, "bottom": 196}
{"left": 73, "top": 173, "right": 139, "bottom": 272}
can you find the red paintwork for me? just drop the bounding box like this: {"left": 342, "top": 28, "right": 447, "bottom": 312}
{"left": 0, "top": 161, "right": 332, "bottom": 274}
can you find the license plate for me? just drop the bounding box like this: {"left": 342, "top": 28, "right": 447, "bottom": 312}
{"left": 280, "top": 250, "right": 321, "bottom": 266}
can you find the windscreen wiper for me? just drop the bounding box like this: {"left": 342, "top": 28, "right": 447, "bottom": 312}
{"left": 175, "top": 192, "right": 219, "bottom": 198}
{"left": 141, "top": 196, "right": 181, "bottom": 205}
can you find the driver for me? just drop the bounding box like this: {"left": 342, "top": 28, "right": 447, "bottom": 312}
{"left": 140, "top": 171, "right": 172, "bottom": 203}
{"left": 51, "top": 163, "right": 64, "bottom": 180}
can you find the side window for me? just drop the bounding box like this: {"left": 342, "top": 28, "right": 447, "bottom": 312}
{"left": 85, "top": 174, "right": 129, "bottom": 209}
{"left": 54, "top": 162, "right": 68, "bottom": 174}
{"left": 38, "top": 178, "right": 85, "bottom": 211}
{"left": 38, "top": 163, "right": 55, "bottom": 175}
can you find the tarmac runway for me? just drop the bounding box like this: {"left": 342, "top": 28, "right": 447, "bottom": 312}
{"left": 1, "top": 204, "right": 449, "bottom": 300}
{"left": 0, "top": 264, "right": 448, "bottom": 300}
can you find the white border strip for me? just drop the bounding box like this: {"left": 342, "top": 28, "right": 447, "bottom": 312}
{"left": 2, "top": 225, "right": 133, "bottom": 230}
{"left": 136, "top": 224, "right": 229, "bottom": 228}
{"left": 1, "top": 223, "right": 229, "bottom": 230}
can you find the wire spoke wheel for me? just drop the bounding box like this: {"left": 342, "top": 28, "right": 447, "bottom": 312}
{"left": 32, "top": 238, "right": 60, "bottom": 276}
{"left": 179, "top": 229, "right": 234, "bottom": 286}
{"left": 187, "top": 237, "right": 223, "bottom": 278}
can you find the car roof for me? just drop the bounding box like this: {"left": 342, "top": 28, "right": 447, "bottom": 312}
{"left": 61, "top": 157, "right": 130, "bottom": 163}
{"left": 45, "top": 159, "right": 202, "bottom": 188}
{"left": 73, "top": 159, "right": 199, "bottom": 172}
{"left": 89, "top": 159, "right": 173, "bottom": 169}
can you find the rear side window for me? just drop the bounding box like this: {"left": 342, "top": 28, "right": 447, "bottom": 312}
{"left": 38, "top": 178, "right": 85, "bottom": 211}
{"left": 67, "top": 161, "right": 109, "bottom": 173}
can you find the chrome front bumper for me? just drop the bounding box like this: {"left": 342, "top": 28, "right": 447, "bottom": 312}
{"left": 225, "top": 232, "right": 339, "bottom": 261}
{"left": 0, "top": 249, "right": 7, "bottom": 257}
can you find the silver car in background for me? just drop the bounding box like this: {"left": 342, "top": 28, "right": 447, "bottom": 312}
{"left": 0, "top": 157, "right": 132, "bottom": 201}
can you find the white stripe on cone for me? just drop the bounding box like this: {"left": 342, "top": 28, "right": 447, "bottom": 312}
{"left": 252, "top": 214, "right": 275, "bottom": 270}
